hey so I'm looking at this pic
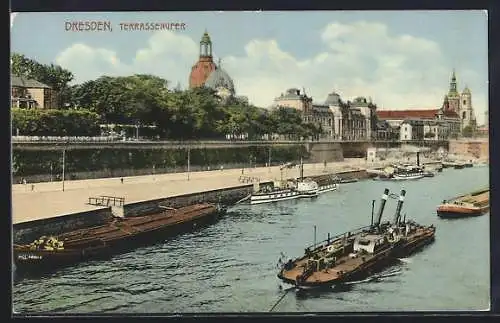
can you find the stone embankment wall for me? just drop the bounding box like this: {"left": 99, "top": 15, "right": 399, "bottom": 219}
{"left": 123, "top": 182, "right": 271, "bottom": 217}
{"left": 13, "top": 208, "right": 113, "bottom": 244}
{"left": 14, "top": 163, "right": 251, "bottom": 184}
{"left": 13, "top": 169, "right": 369, "bottom": 244}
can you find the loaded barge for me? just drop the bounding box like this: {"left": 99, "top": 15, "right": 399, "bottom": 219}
{"left": 277, "top": 188, "right": 436, "bottom": 289}
{"left": 437, "top": 188, "right": 489, "bottom": 218}
{"left": 13, "top": 203, "right": 225, "bottom": 275}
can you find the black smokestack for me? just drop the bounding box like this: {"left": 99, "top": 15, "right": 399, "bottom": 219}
{"left": 393, "top": 189, "right": 406, "bottom": 224}
{"left": 416, "top": 152, "right": 420, "bottom": 166}
{"left": 374, "top": 188, "right": 390, "bottom": 227}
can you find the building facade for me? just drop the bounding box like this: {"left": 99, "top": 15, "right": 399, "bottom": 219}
{"left": 444, "top": 70, "right": 477, "bottom": 131}
{"left": 274, "top": 88, "right": 334, "bottom": 139}
{"left": 273, "top": 88, "right": 376, "bottom": 140}
{"left": 11, "top": 75, "right": 56, "bottom": 109}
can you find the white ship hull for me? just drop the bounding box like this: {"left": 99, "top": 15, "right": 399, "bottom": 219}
{"left": 250, "top": 190, "right": 301, "bottom": 204}
{"left": 391, "top": 173, "right": 424, "bottom": 180}
{"left": 318, "top": 183, "right": 338, "bottom": 194}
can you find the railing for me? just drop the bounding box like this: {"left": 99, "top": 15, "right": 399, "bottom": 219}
{"left": 88, "top": 195, "right": 125, "bottom": 207}
{"left": 305, "top": 224, "right": 374, "bottom": 251}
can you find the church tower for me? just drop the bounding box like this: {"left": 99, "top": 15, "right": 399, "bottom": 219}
{"left": 447, "top": 69, "right": 460, "bottom": 113}
{"left": 189, "top": 30, "right": 217, "bottom": 89}
{"left": 459, "top": 86, "right": 476, "bottom": 130}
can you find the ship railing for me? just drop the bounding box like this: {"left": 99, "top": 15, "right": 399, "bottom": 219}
{"left": 305, "top": 224, "right": 372, "bottom": 251}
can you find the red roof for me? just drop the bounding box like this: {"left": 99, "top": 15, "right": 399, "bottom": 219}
{"left": 377, "top": 109, "right": 459, "bottom": 120}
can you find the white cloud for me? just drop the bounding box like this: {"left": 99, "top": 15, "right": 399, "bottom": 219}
{"left": 54, "top": 20, "right": 488, "bottom": 124}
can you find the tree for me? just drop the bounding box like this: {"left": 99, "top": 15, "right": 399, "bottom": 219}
{"left": 424, "top": 131, "right": 435, "bottom": 139}
{"left": 462, "top": 125, "right": 473, "bottom": 138}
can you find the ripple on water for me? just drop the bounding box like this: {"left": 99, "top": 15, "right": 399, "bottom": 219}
{"left": 12, "top": 167, "right": 490, "bottom": 313}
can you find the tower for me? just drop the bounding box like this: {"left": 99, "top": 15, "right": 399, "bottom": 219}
{"left": 447, "top": 69, "right": 460, "bottom": 113}
{"left": 459, "top": 86, "right": 476, "bottom": 130}
{"left": 189, "top": 30, "right": 217, "bottom": 89}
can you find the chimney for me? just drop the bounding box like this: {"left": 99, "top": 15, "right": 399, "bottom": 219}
{"left": 392, "top": 189, "right": 406, "bottom": 225}
{"left": 374, "top": 188, "right": 390, "bottom": 227}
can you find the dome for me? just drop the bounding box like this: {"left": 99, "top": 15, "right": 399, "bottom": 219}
{"left": 462, "top": 87, "right": 471, "bottom": 95}
{"left": 189, "top": 58, "right": 217, "bottom": 89}
{"left": 324, "top": 91, "right": 340, "bottom": 106}
{"left": 205, "top": 66, "right": 235, "bottom": 94}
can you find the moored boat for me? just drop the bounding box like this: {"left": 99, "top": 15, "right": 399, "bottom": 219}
{"left": 437, "top": 188, "right": 489, "bottom": 218}
{"left": 13, "top": 203, "right": 225, "bottom": 275}
{"left": 277, "top": 188, "right": 436, "bottom": 289}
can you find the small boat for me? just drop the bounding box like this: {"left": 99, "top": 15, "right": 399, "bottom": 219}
{"left": 277, "top": 188, "right": 436, "bottom": 289}
{"left": 437, "top": 188, "right": 489, "bottom": 218}
{"left": 250, "top": 158, "right": 319, "bottom": 204}
{"left": 250, "top": 180, "right": 319, "bottom": 204}
{"left": 454, "top": 163, "right": 466, "bottom": 169}
{"left": 374, "top": 165, "right": 424, "bottom": 181}
{"left": 13, "top": 203, "right": 225, "bottom": 274}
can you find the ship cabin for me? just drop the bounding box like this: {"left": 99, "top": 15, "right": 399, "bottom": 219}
{"left": 352, "top": 234, "right": 387, "bottom": 255}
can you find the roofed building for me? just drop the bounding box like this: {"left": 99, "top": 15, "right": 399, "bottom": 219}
{"left": 11, "top": 74, "right": 56, "bottom": 109}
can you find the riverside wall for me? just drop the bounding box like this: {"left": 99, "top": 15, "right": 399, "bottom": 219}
{"left": 12, "top": 168, "right": 369, "bottom": 244}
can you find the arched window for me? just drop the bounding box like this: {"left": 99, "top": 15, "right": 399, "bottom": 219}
{"left": 462, "top": 111, "right": 466, "bottom": 119}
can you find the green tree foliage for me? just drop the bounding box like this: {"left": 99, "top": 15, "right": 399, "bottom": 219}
{"left": 462, "top": 125, "right": 473, "bottom": 138}
{"left": 11, "top": 55, "right": 325, "bottom": 140}
{"left": 11, "top": 53, "right": 74, "bottom": 108}
{"left": 12, "top": 108, "right": 101, "bottom": 136}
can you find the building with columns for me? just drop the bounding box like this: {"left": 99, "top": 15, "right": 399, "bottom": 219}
{"left": 273, "top": 88, "right": 375, "bottom": 140}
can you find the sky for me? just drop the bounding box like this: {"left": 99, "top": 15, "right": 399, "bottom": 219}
{"left": 10, "top": 11, "right": 489, "bottom": 124}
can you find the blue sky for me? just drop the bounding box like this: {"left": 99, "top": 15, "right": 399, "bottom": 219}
{"left": 11, "top": 11, "right": 488, "bottom": 124}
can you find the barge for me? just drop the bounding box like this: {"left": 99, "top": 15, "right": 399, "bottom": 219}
{"left": 437, "top": 188, "right": 489, "bottom": 218}
{"left": 277, "top": 188, "right": 436, "bottom": 289}
{"left": 13, "top": 203, "right": 225, "bottom": 275}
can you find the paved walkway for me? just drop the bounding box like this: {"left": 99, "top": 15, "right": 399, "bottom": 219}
{"left": 11, "top": 158, "right": 405, "bottom": 224}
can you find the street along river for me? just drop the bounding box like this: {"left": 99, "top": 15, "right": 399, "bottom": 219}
{"left": 12, "top": 165, "right": 489, "bottom": 313}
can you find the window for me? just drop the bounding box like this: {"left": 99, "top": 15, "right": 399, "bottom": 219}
{"left": 462, "top": 111, "right": 466, "bottom": 119}
{"left": 463, "top": 100, "right": 466, "bottom": 105}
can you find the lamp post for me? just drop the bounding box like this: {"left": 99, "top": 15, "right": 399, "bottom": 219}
{"left": 268, "top": 147, "right": 272, "bottom": 173}
{"left": 62, "top": 148, "right": 66, "bottom": 192}
{"left": 187, "top": 147, "right": 191, "bottom": 181}
{"left": 50, "top": 162, "right": 53, "bottom": 182}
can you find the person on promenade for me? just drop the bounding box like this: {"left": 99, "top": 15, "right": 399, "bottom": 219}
{"left": 120, "top": 178, "right": 124, "bottom": 184}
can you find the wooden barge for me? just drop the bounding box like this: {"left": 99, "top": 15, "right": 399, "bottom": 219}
{"left": 437, "top": 188, "right": 489, "bottom": 218}
{"left": 13, "top": 203, "right": 225, "bottom": 275}
{"left": 277, "top": 188, "right": 436, "bottom": 289}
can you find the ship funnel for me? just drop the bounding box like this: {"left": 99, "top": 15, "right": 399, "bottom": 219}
{"left": 392, "top": 189, "right": 406, "bottom": 224}
{"left": 374, "top": 188, "right": 390, "bottom": 227}
{"left": 416, "top": 152, "right": 420, "bottom": 166}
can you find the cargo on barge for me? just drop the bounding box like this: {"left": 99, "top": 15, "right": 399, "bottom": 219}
{"left": 277, "top": 188, "right": 436, "bottom": 289}
{"left": 437, "top": 188, "right": 489, "bottom": 218}
{"left": 13, "top": 203, "right": 225, "bottom": 274}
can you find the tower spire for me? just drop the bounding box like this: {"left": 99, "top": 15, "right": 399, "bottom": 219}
{"left": 449, "top": 69, "right": 457, "bottom": 95}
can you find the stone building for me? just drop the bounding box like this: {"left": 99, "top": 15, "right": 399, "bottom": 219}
{"left": 274, "top": 88, "right": 334, "bottom": 139}
{"left": 444, "top": 70, "right": 477, "bottom": 131}
{"left": 11, "top": 75, "right": 56, "bottom": 109}
{"left": 189, "top": 31, "right": 236, "bottom": 102}
{"left": 324, "top": 91, "right": 374, "bottom": 140}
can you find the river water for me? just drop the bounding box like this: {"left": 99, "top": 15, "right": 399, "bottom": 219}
{"left": 12, "top": 166, "right": 490, "bottom": 313}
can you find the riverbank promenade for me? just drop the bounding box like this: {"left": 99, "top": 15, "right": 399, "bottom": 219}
{"left": 11, "top": 158, "right": 404, "bottom": 224}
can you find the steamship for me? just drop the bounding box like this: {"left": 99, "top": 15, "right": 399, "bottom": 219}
{"left": 277, "top": 188, "right": 436, "bottom": 289}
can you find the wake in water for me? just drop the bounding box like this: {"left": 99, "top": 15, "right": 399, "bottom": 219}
{"left": 342, "top": 267, "right": 403, "bottom": 286}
